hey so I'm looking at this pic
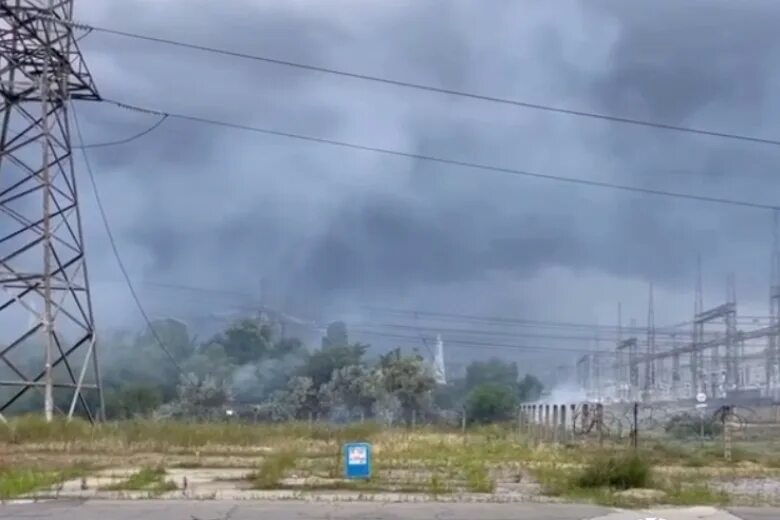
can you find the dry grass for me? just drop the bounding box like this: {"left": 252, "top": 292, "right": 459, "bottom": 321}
{"left": 250, "top": 452, "right": 297, "bottom": 489}
{"left": 2, "top": 416, "right": 780, "bottom": 505}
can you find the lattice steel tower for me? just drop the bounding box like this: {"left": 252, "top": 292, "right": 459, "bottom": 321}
{"left": 768, "top": 210, "right": 780, "bottom": 396}
{"left": 0, "top": 0, "right": 102, "bottom": 421}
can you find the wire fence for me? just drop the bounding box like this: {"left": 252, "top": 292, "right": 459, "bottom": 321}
{"left": 516, "top": 401, "right": 780, "bottom": 459}
{"left": 210, "top": 398, "right": 780, "bottom": 463}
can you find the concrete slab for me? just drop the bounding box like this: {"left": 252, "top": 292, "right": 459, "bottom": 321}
{"left": 728, "top": 508, "right": 780, "bottom": 520}
{"left": 589, "top": 506, "right": 744, "bottom": 519}
{"left": 0, "top": 500, "right": 614, "bottom": 519}
{"left": 2, "top": 500, "right": 777, "bottom": 519}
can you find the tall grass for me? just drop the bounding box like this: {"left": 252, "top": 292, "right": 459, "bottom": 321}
{"left": 465, "top": 461, "right": 495, "bottom": 493}
{"left": 0, "top": 416, "right": 381, "bottom": 448}
{"left": 0, "top": 466, "right": 88, "bottom": 499}
{"left": 250, "top": 452, "right": 297, "bottom": 489}
{"left": 102, "top": 466, "right": 175, "bottom": 492}
{"left": 576, "top": 454, "right": 651, "bottom": 490}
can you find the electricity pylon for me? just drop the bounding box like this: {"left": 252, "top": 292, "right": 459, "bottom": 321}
{"left": 0, "top": 0, "right": 102, "bottom": 421}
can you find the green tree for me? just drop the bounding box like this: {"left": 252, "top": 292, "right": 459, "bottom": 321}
{"left": 183, "top": 342, "right": 233, "bottom": 382}
{"left": 266, "top": 376, "right": 317, "bottom": 421}
{"left": 433, "top": 380, "right": 467, "bottom": 411}
{"left": 105, "top": 383, "right": 163, "bottom": 419}
{"left": 379, "top": 349, "right": 436, "bottom": 424}
{"left": 321, "top": 321, "right": 349, "bottom": 349}
{"left": 465, "top": 358, "right": 519, "bottom": 392}
{"left": 214, "top": 319, "right": 273, "bottom": 365}
{"left": 139, "top": 318, "right": 194, "bottom": 361}
{"left": 160, "top": 373, "right": 232, "bottom": 420}
{"left": 271, "top": 337, "right": 306, "bottom": 358}
{"left": 465, "top": 383, "right": 518, "bottom": 424}
{"left": 517, "top": 374, "right": 543, "bottom": 402}
{"left": 320, "top": 364, "right": 381, "bottom": 419}
{"left": 102, "top": 320, "right": 196, "bottom": 402}
{"left": 299, "top": 344, "right": 367, "bottom": 389}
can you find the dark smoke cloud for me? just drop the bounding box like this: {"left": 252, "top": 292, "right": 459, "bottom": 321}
{"left": 46, "top": 0, "right": 780, "bottom": 372}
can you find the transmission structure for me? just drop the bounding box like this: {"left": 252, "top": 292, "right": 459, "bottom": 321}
{"left": 0, "top": 0, "right": 102, "bottom": 422}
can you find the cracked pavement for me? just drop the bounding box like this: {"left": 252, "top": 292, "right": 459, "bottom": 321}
{"left": 0, "top": 501, "right": 778, "bottom": 520}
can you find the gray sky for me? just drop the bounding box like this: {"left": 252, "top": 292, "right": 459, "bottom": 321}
{"left": 67, "top": 0, "right": 780, "bottom": 370}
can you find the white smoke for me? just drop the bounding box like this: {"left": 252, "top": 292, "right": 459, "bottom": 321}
{"left": 229, "top": 353, "right": 306, "bottom": 402}
{"left": 540, "top": 383, "right": 587, "bottom": 404}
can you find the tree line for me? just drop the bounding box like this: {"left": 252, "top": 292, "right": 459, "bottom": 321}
{"left": 13, "top": 317, "right": 543, "bottom": 424}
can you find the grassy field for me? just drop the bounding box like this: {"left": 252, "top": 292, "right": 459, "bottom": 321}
{"left": 1, "top": 416, "right": 780, "bottom": 505}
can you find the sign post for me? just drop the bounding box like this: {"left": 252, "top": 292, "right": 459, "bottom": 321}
{"left": 696, "top": 393, "right": 707, "bottom": 445}
{"left": 344, "top": 442, "right": 372, "bottom": 480}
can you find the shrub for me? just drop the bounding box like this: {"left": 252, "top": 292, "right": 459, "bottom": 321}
{"left": 465, "top": 383, "right": 518, "bottom": 425}
{"left": 577, "top": 454, "right": 651, "bottom": 490}
{"left": 664, "top": 413, "right": 722, "bottom": 440}
{"left": 251, "top": 451, "right": 297, "bottom": 489}
{"left": 465, "top": 461, "right": 495, "bottom": 493}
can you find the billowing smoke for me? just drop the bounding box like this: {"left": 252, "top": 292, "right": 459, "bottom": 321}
{"left": 230, "top": 354, "right": 306, "bottom": 402}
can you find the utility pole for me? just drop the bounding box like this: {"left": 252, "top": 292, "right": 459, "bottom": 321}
{"left": 0, "top": 0, "right": 102, "bottom": 421}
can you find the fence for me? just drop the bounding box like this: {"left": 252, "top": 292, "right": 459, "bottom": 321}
{"left": 517, "top": 401, "right": 780, "bottom": 459}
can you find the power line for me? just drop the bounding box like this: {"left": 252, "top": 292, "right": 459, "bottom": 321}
{"left": 75, "top": 114, "right": 168, "bottom": 149}
{"left": 362, "top": 322, "right": 721, "bottom": 344}
{"left": 352, "top": 329, "right": 618, "bottom": 357}
{"left": 97, "top": 279, "right": 772, "bottom": 349}
{"left": 364, "top": 306, "right": 696, "bottom": 335}
{"left": 141, "top": 280, "right": 259, "bottom": 300}
{"left": 96, "top": 278, "right": 745, "bottom": 340}
{"left": 100, "top": 99, "right": 779, "bottom": 211}
{"left": 60, "top": 18, "right": 780, "bottom": 148}
{"left": 71, "top": 103, "right": 187, "bottom": 377}
{"left": 89, "top": 278, "right": 684, "bottom": 335}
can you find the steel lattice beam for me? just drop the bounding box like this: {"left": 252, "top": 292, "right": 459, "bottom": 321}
{"left": 0, "top": 0, "right": 102, "bottom": 421}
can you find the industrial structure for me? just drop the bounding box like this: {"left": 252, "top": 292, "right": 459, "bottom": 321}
{"left": 432, "top": 334, "right": 446, "bottom": 385}
{"left": 0, "top": 1, "right": 101, "bottom": 421}
{"left": 576, "top": 213, "right": 780, "bottom": 404}
{"left": 0, "top": 1, "right": 776, "bottom": 425}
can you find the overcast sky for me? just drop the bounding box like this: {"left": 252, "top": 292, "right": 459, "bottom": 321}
{"left": 63, "top": 0, "right": 780, "bottom": 370}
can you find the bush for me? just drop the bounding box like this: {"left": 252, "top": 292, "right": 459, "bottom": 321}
{"left": 665, "top": 413, "right": 722, "bottom": 439}
{"left": 465, "top": 461, "right": 495, "bottom": 493}
{"left": 577, "top": 454, "right": 651, "bottom": 490}
{"left": 465, "top": 383, "right": 518, "bottom": 425}
{"left": 251, "top": 451, "right": 297, "bottom": 489}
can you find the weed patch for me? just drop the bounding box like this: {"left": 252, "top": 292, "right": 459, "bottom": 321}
{"left": 103, "top": 466, "right": 176, "bottom": 495}
{"left": 663, "top": 478, "right": 730, "bottom": 506}
{"left": 577, "top": 454, "right": 651, "bottom": 490}
{"left": 0, "top": 466, "right": 87, "bottom": 499}
{"left": 250, "top": 452, "right": 297, "bottom": 489}
{"left": 427, "top": 473, "right": 451, "bottom": 495}
{"left": 465, "top": 461, "right": 495, "bottom": 493}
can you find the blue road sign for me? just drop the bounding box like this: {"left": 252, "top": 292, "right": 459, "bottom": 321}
{"left": 343, "top": 442, "right": 372, "bottom": 479}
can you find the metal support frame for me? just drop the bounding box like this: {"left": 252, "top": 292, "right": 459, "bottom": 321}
{"left": 691, "top": 257, "right": 704, "bottom": 397}
{"left": 643, "top": 282, "right": 656, "bottom": 400}
{"left": 690, "top": 302, "right": 736, "bottom": 399}
{"left": 617, "top": 338, "right": 638, "bottom": 402}
{"left": 725, "top": 273, "right": 738, "bottom": 394}
{"left": 576, "top": 354, "right": 590, "bottom": 394}
{"left": 767, "top": 210, "right": 780, "bottom": 396}
{"left": 0, "top": 0, "right": 102, "bottom": 421}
